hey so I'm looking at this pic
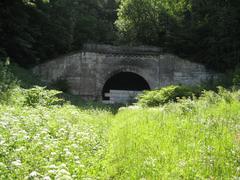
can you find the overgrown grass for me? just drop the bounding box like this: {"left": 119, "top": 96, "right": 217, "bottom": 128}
{"left": 104, "top": 90, "right": 240, "bottom": 179}
{"left": 1, "top": 87, "right": 240, "bottom": 179}
{"left": 0, "top": 104, "right": 113, "bottom": 179}
{"left": 1, "top": 63, "right": 240, "bottom": 179}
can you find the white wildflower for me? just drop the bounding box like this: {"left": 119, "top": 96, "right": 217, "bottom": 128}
{"left": 59, "top": 164, "right": 67, "bottom": 169}
{"left": 58, "top": 169, "right": 70, "bottom": 175}
{"left": 64, "top": 149, "right": 72, "bottom": 156}
{"left": 66, "top": 151, "right": 72, "bottom": 156}
{"left": 33, "top": 133, "right": 40, "bottom": 140}
{"left": 58, "top": 128, "right": 65, "bottom": 133}
{"left": 48, "top": 164, "right": 57, "bottom": 169}
{"left": 72, "top": 175, "right": 77, "bottom": 178}
{"left": 50, "top": 152, "right": 57, "bottom": 156}
{"left": 55, "top": 174, "right": 72, "bottom": 180}
{"left": 0, "top": 139, "right": 5, "bottom": 145}
{"left": 11, "top": 159, "right": 22, "bottom": 167}
{"left": 74, "top": 156, "right": 79, "bottom": 160}
{"left": 75, "top": 161, "right": 81, "bottom": 165}
{"left": 143, "top": 157, "right": 156, "bottom": 167}
{"left": 79, "top": 164, "right": 85, "bottom": 168}
{"left": 179, "top": 160, "right": 186, "bottom": 168}
{"left": 29, "top": 171, "right": 38, "bottom": 177}
{"left": 15, "top": 147, "right": 24, "bottom": 152}
{"left": 42, "top": 128, "right": 49, "bottom": 133}
{"left": 21, "top": 130, "right": 28, "bottom": 134}
{"left": 43, "top": 176, "right": 51, "bottom": 180}
{"left": 0, "top": 162, "right": 6, "bottom": 168}
{"left": 0, "top": 121, "right": 8, "bottom": 128}
{"left": 71, "top": 144, "right": 78, "bottom": 148}
{"left": 44, "top": 145, "right": 51, "bottom": 150}
{"left": 48, "top": 169, "right": 57, "bottom": 174}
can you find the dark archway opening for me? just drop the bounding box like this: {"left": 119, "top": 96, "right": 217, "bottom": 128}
{"left": 102, "top": 72, "right": 150, "bottom": 100}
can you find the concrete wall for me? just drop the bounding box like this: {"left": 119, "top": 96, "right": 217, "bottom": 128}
{"left": 33, "top": 44, "right": 215, "bottom": 100}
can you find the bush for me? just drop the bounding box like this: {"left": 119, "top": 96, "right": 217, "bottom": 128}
{"left": 0, "top": 60, "right": 18, "bottom": 102}
{"left": 0, "top": 60, "right": 18, "bottom": 91}
{"left": 24, "top": 86, "right": 64, "bottom": 107}
{"left": 137, "top": 85, "right": 201, "bottom": 107}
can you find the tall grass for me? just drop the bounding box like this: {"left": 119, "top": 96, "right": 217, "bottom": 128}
{"left": 0, "top": 103, "right": 113, "bottom": 179}
{"left": 1, "top": 63, "right": 240, "bottom": 179}
{"left": 1, "top": 88, "right": 240, "bottom": 179}
{"left": 103, "top": 90, "right": 240, "bottom": 179}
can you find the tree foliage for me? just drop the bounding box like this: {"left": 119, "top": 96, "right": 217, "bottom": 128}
{"left": 116, "top": 0, "right": 189, "bottom": 45}
{"left": 1, "top": 0, "right": 240, "bottom": 71}
{"left": 0, "top": 0, "right": 117, "bottom": 67}
{"left": 116, "top": 0, "right": 240, "bottom": 71}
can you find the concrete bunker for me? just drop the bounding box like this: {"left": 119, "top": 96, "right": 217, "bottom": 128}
{"left": 102, "top": 72, "right": 150, "bottom": 104}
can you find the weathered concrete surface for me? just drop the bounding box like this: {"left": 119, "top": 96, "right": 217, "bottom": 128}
{"left": 33, "top": 44, "right": 216, "bottom": 101}
{"left": 104, "top": 90, "right": 141, "bottom": 104}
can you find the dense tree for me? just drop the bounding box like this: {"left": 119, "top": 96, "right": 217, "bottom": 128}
{"left": 1, "top": 0, "right": 239, "bottom": 71}
{"left": 0, "top": 0, "right": 117, "bottom": 67}
{"left": 116, "top": 0, "right": 240, "bottom": 71}
{"left": 189, "top": 0, "right": 240, "bottom": 70}
{"left": 116, "top": 0, "right": 190, "bottom": 45}
{"left": 0, "top": 0, "right": 37, "bottom": 64}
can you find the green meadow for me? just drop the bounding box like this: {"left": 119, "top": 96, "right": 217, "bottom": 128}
{"left": 1, "top": 72, "right": 240, "bottom": 179}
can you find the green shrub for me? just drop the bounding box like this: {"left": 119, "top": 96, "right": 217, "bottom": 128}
{"left": 24, "top": 86, "right": 64, "bottom": 107}
{"left": 137, "top": 85, "right": 201, "bottom": 107}
{"left": 0, "top": 60, "right": 18, "bottom": 92}
{"left": 0, "top": 60, "right": 18, "bottom": 102}
{"left": 198, "top": 86, "right": 240, "bottom": 106}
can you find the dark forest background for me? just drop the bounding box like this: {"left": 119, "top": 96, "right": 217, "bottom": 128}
{"left": 0, "top": 0, "right": 240, "bottom": 71}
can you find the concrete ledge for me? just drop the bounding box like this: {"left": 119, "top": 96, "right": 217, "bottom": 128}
{"left": 83, "top": 43, "right": 163, "bottom": 55}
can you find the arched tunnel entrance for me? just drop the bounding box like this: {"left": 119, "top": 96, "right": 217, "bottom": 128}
{"left": 102, "top": 72, "right": 150, "bottom": 103}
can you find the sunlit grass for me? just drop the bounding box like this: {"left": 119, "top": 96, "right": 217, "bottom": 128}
{"left": 0, "top": 88, "right": 240, "bottom": 179}
{"left": 103, "top": 92, "right": 240, "bottom": 179}
{"left": 0, "top": 104, "right": 112, "bottom": 179}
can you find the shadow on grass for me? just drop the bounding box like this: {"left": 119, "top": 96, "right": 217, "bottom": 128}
{"left": 61, "top": 93, "right": 122, "bottom": 114}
